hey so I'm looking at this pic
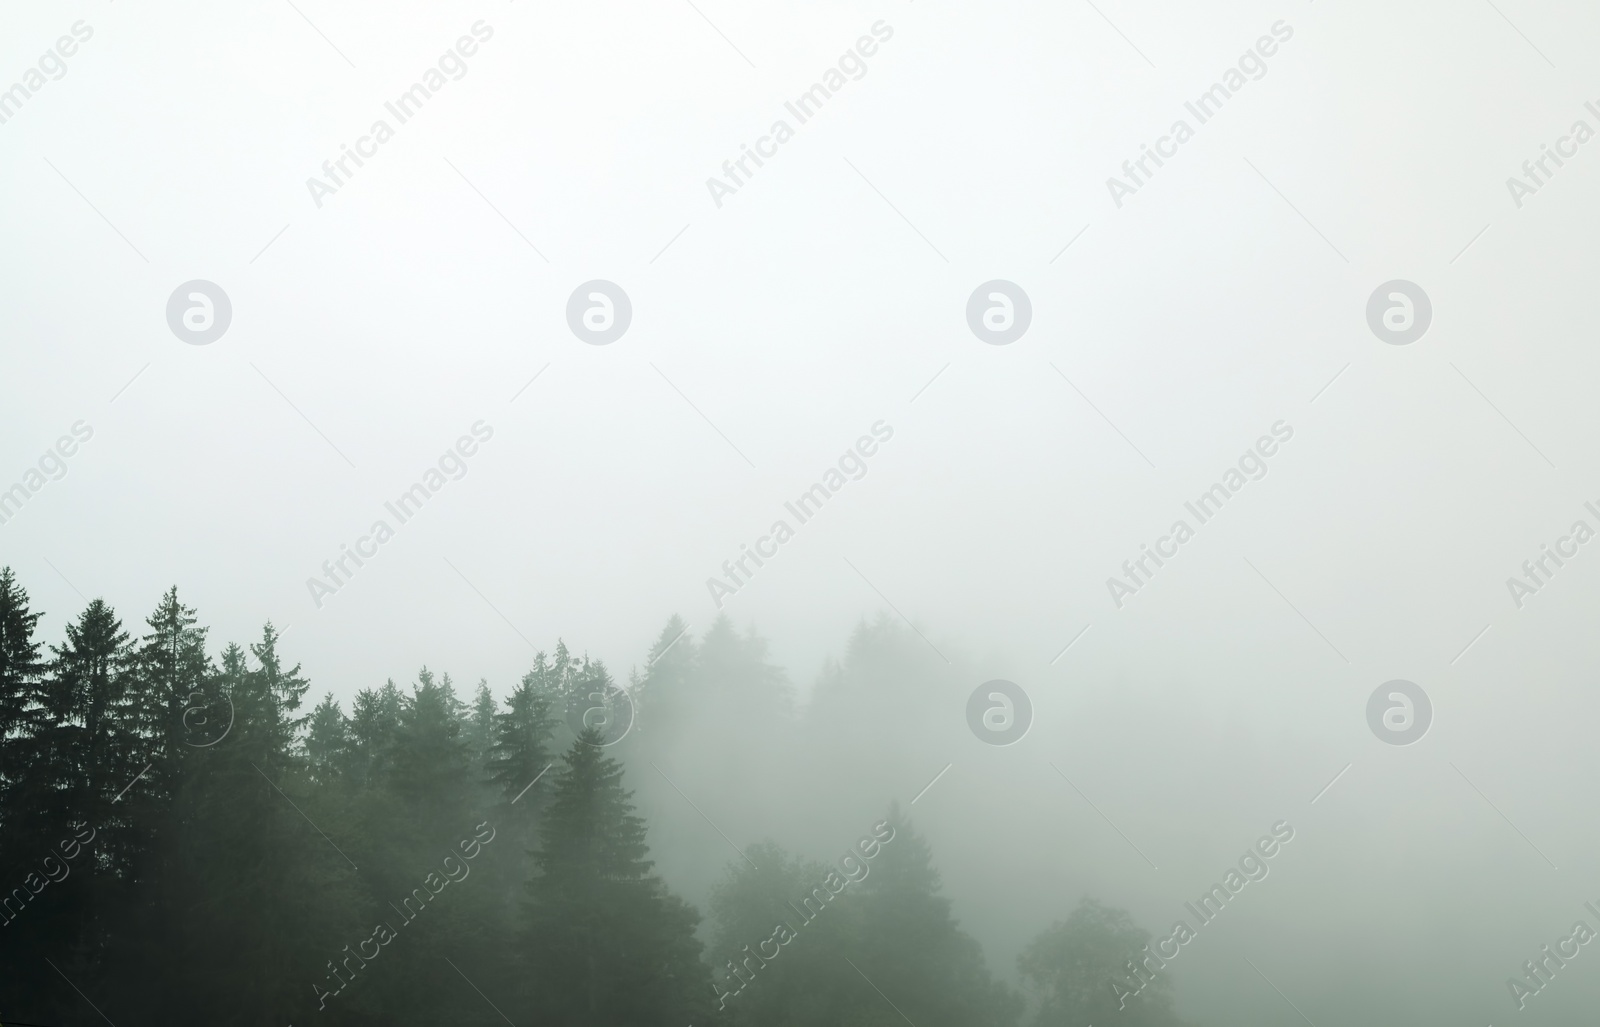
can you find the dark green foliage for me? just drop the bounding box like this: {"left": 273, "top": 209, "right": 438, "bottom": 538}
{"left": 305, "top": 691, "right": 348, "bottom": 782}
{"left": 0, "top": 567, "right": 44, "bottom": 810}
{"left": 486, "top": 662, "right": 558, "bottom": 806}
{"left": 707, "top": 842, "right": 859, "bottom": 1027}
{"left": 0, "top": 579, "right": 1190, "bottom": 1027}
{"left": 522, "top": 731, "right": 713, "bottom": 1026}
{"left": 465, "top": 678, "right": 496, "bottom": 769}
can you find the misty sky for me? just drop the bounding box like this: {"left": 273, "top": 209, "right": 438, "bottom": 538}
{"left": 5, "top": 0, "right": 1600, "bottom": 1022}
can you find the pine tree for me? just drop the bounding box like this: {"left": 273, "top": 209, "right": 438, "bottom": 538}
{"left": 249, "top": 622, "right": 310, "bottom": 770}
{"left": 0, "top": 567, "right": 44, "bottom": 818}
{"left": 523, "top": 731, "right": 713, "bottom": 1026}
{"left": 708, "top": 842, "right": 856, "bottom": 1027}
{"left": 0, "top": 598, "right": 134, "bottom": 1019}
{"left": 347, "top": 679, "right": 403, "bottom": 788}
{"left": 391, "top": 667, "right": 471, "bottom": 814}
{"left": 124, "top": 587, "right": 212, "bottom": 807}
{"left": 0, "top": 578, "right": 67, "bottom": 983}
{"left": 487, "top": 668, "right": 558, "bottom": 806}
{"left": 629, "top": 617, "right": 796, "bottom": 906}
{"left": 437, "top": 669, "right": 467, "bottom": 721}
{"left": 163, "top": 641, "right": 300, "bottom": 1022}
{"left": 91, "top": 590, "right": 214, "bottom": 1013}
{"left": 633, "top": 614, "right": 697, "bottom": 737}
{"left": 696, "top": 616, "right": 794, "bottom": 724}
{"left": 1019, "top": 900, "right": 1188, "bottom": 1027}
{"left": 567, "top": 656, "right": 628, "bottom": 746}
{"left": 304, "top": 692, "right": 349, "bottom": 782}
{"left": 846, "top": 805, "right": 1021, "bottom": 1027}
{"left": 39, "top": 599, "right": 135, "bottom": 849}
{"left": 465, "top": 678, "right": 497, "bottom": 769}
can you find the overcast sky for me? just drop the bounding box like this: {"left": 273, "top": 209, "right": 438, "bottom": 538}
{"left": 6, "top": 0, "right": 1600, "bottom": 1021}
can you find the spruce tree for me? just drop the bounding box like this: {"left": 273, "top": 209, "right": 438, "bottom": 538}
{"left": 249, "top": 622, "right": 310, "bottom": 770}
{"left": 39, "top": 599, "right": 135, "bottom": 850}
{"left": 347, "top": 679, "right": 403, "bottom": 787}
{"left": 304, "top": 692, "right": 349, "bottom": 782}
{"left": 0, "top": 568, "right": 43, "bottom": 819}
{"left": 124, "top": 587, "right": 212, "bottom": 806}
{"left": 1019, "top": 900, "right": 1188, "bottom": 1027}
{"left": 846, "top": 805, "right": 1020, "bottom": 1027}
{"left": 708, "top": 842, "right": 856, "bottom": 1027}
{"left": 629, "top": 617, "right": 796, "bottom": 905}
{"left": 1, "top": 598, "right": 133, "bottom": 1019}
{"left": 632, "top": 614, "right": 697, "bottom": 737}
{"left": 696, "top": 615, "right": 794, "bottom": 724}
{"left": 391, "top": 668, "right": 471, "bottom": 815}
{"left": 101, "top": 590, "right": 213, "bottom": 1012}
{"left": 164, "top": 640, "right": 311, "bottom": 1022}
{"left": 465, "top": 678, "right": 497, "bottom": 769}
{"left": 487, "top": 668, "right": 558, "bottom": 806}
{"left": 523, "top": 730, "right": 713, "bottom": 1026}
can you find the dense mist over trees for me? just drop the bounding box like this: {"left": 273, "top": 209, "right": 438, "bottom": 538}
{"left": 0, "top": 568, "right": 1188, "bottom": 1026}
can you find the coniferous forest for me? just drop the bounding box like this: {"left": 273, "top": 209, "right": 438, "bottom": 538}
{"left": 0, "top": 567, "right": 1191, "bottom": 1027}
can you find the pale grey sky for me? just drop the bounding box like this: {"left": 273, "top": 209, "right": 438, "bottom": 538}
{"left": 5, "top": 0, "right": 1600, "bottom": 1021}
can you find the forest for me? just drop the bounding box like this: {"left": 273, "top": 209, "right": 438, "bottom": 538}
{"left": 0, "top": 566, "right": 1191, "bottom": 1026}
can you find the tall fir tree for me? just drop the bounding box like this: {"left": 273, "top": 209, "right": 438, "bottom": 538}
{"left": 164, "top": 640, "right": 315, "bottom": 1023}
{"left": 708, "top": 842, "right": 857, "bottom": 1027}
{"left": 249, "top": 622, "right": 310, "bottom": 773}
{"left": 846, "top": 804, "right": 1021, "bottom": 1027}
{"left": 304, "top": 692, "right": 349, "bottom": 783}
{"left": 631, "top": 614, "right": 697, "bottom": 738}
{"left": 347, "top": 679, "right": 404, "bottom": 788}
{"left": 124, "top": 587, "right": 212, "bottom": 808}
{"left": 391, "top": 667, "right": 471, "bottom": 816}
{"left": 38, "top": 599, "right": 135, "bottom": 856}
{"left": 465, "top": 678, "right": 497, "bottom": 770}
{"left": 487, "top": 666, "right": 558, "bottom": 806}
{"left": 100, "top": 590, "right": 215, "bottom": 1013}
{"left": 523, "top": 730, "right": 713, "bottom": 1027}
{"left": 0, "top": 568, "right": 44, "bottom": 819}
{"left": 2, "top": 598, "right": 134, "bottom": 1020}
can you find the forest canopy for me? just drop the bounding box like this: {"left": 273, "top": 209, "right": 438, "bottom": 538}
{"left": 0, "top": 568, "right": 1188, "bottom": 1026}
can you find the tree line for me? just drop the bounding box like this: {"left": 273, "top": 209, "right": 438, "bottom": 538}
{"left": 0, "top": 567, "right": 1192, "bottom": 1026}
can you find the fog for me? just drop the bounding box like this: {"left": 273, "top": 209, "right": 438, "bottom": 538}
{"left": 3, "top": 0, "right": 1599, "bottom": 1023}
